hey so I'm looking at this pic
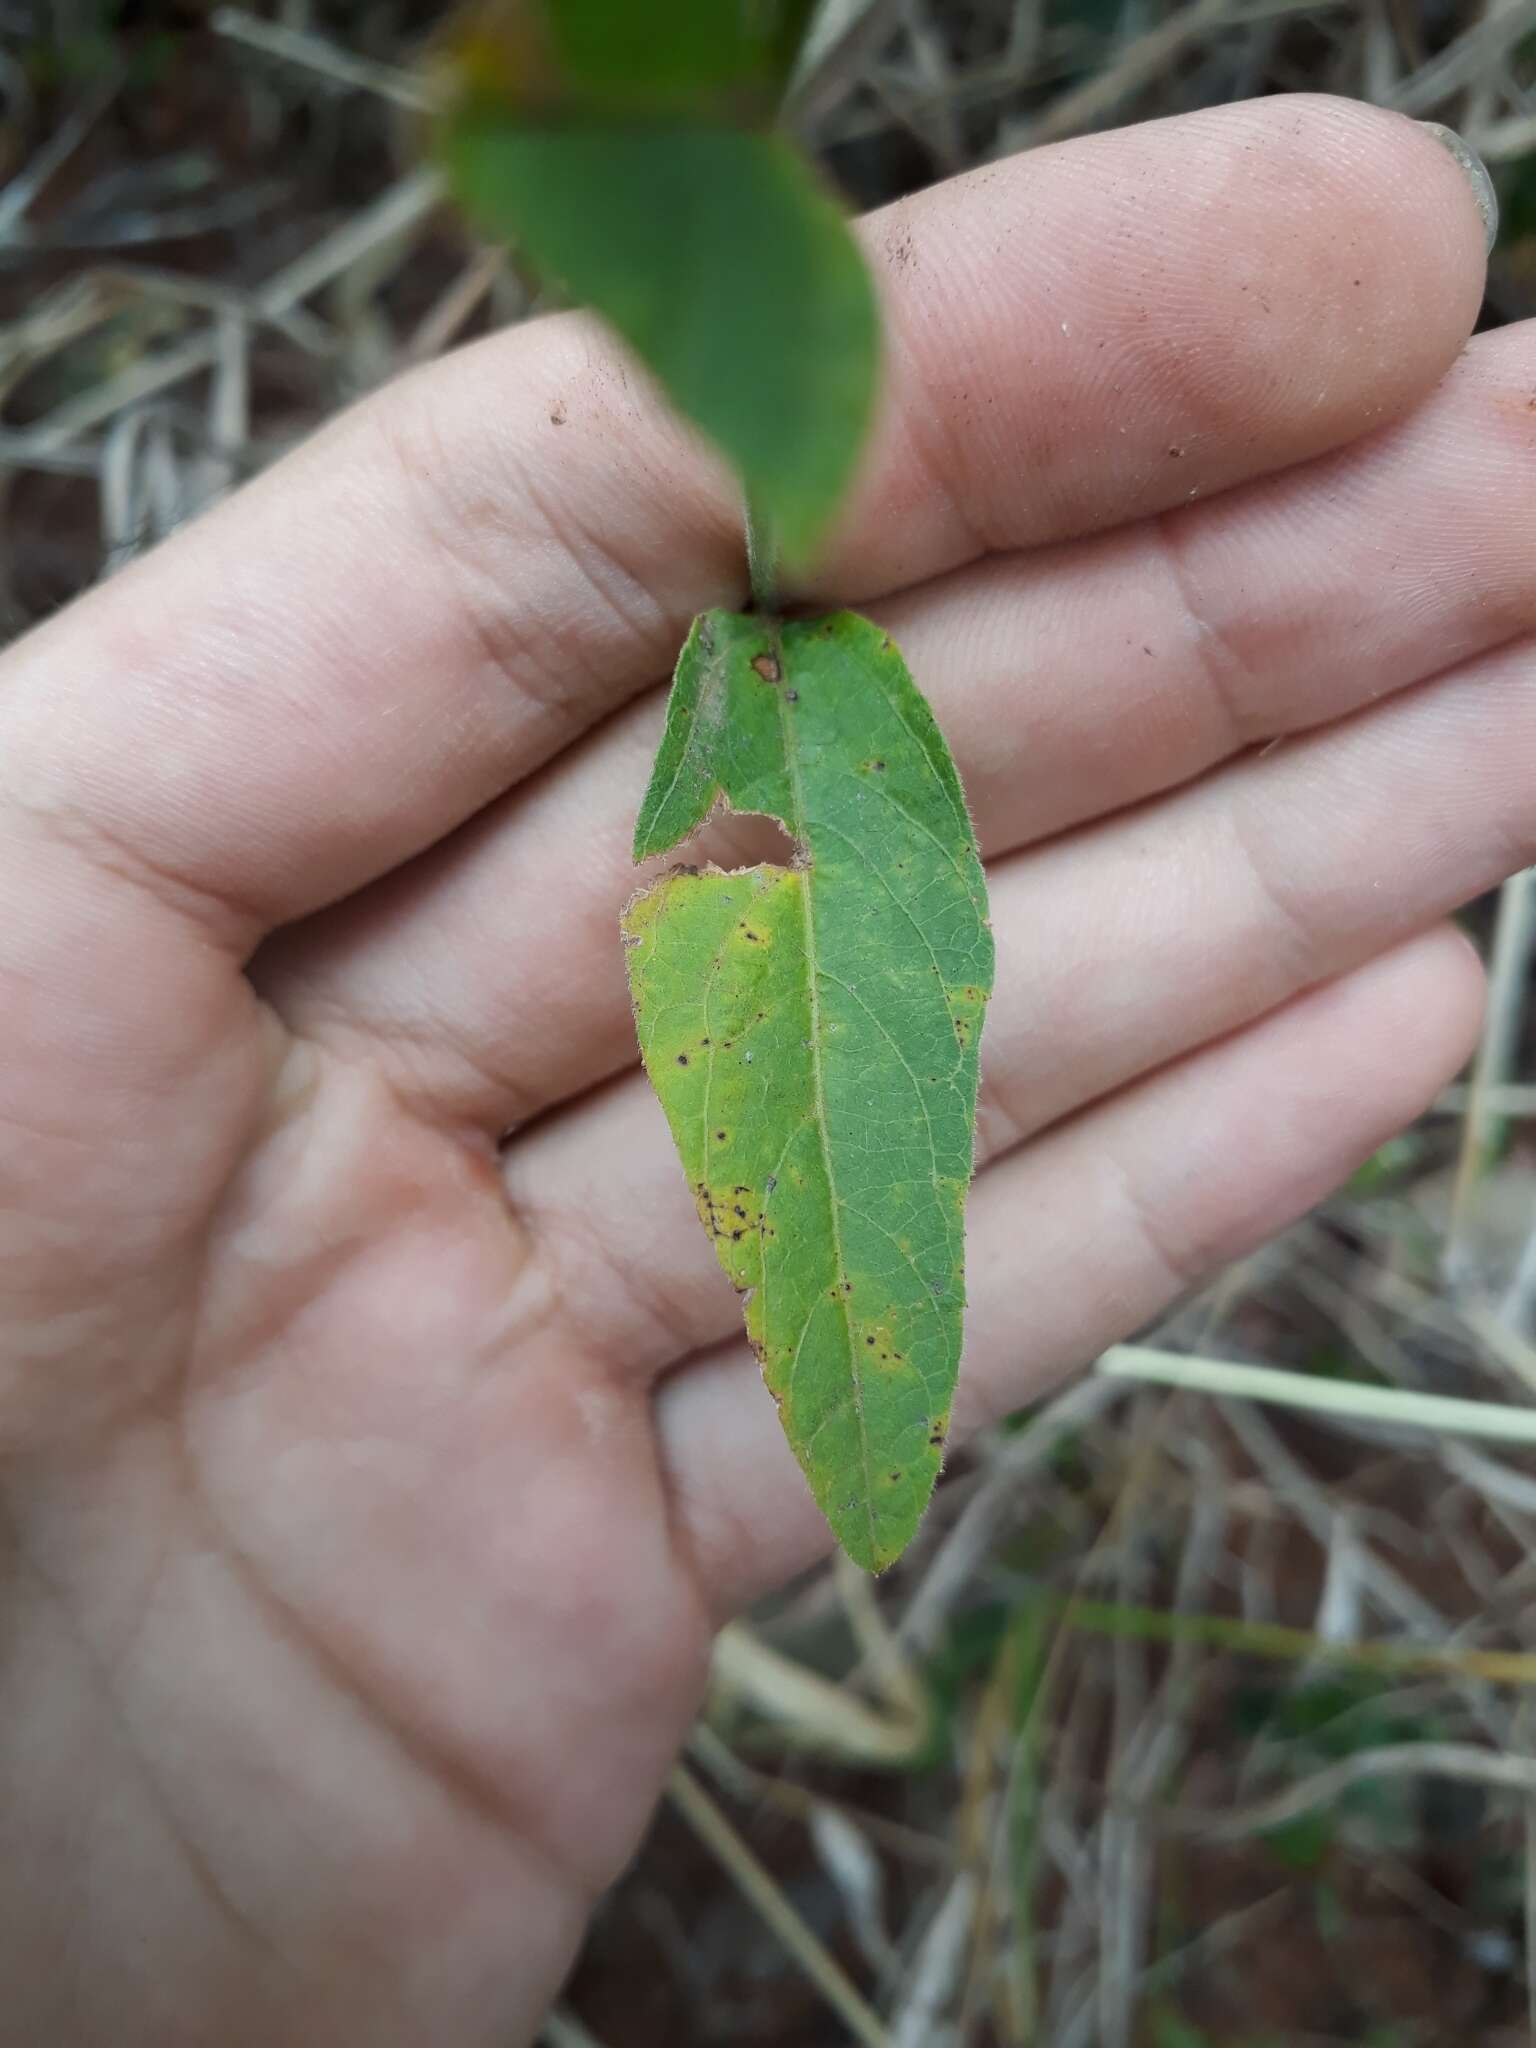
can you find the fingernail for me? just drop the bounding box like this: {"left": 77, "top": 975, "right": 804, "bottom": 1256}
{"left": 1419, "top": 121, "right": 1499, "bottom": 252}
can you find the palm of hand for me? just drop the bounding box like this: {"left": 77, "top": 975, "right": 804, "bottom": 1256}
{"left": 0, "top": 99, "right": 1521, "bottom": 2047}
{"left": 4, "top": 1017, "right": 708, "bottom": 2043}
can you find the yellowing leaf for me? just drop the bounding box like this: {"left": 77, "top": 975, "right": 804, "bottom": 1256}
{"left": 624, "top": 611, "right": 993, "bottom": 1570}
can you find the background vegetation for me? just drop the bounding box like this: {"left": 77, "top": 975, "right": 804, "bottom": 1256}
{"left": 6, "top": 2, "right": 1536, "bottom": 2041}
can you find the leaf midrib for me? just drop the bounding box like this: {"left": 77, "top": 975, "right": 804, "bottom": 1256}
{"left": 774, "top": 630, "right": 880, "bottom": 1566}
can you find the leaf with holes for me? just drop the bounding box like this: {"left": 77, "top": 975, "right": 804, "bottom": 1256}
{"left": 623, "top": 609, "right": 993, "bottom": 1571}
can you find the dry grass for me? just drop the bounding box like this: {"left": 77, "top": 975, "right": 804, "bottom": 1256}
{"left": 8, "top": 2, "right": 1536, "bottom": 2042}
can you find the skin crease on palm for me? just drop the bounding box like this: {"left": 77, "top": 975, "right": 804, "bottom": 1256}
{"left": 0, "top": 84, "right": 1528, "bottom": 2040}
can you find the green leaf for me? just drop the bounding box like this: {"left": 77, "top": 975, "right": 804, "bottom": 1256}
{"left": 549, "top": 0, "right": 817, "bottom": 112}
{"left": 448, "top": 0, "right": 819, "bottom": 122}
{"left": 1148, "top": 2016, "right": 1216, "bottom": 2048}
{"left": 437, "top": 117, "right": 879, "bottom": 565}
{"left": 623, "top": 609, "right": 993, "bottom": 1570}
{"left": 1261, "top": 1807, "right": 1336, "bottom": 1873}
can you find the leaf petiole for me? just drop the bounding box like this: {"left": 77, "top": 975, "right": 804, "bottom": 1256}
{"left": 745, "top": 492, "right": 780, "bottom": 616}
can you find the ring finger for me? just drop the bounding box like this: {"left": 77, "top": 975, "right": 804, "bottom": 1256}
{"left": 261, "top": 325, "right": 1536, "bottom": 1129}
{"left": 501, "top": 623, "right": 1536, "bottom": 1375}
{"left": 658, "top": 925, "right": 1484, "bottom": 1614}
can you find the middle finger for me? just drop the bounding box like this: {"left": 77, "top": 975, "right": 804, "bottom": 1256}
{"left": 503, "top": 617, "right": 1536, "bottom": 1375}
{"left": 262, "top": 324, "right": 1536, "bottom": 1125}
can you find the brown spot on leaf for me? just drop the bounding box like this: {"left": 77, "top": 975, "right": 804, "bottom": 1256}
{"left": 751, "top": 652, "right": 781, "bottom": 683}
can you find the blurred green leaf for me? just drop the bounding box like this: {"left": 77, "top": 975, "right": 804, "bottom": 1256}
{"left": 1238, "top": 1673, "right": 1443, "bottom": 1865}
{"left": 440, "top": 117, "right": 880, "bottom": 564}
{"left": 1298, "top": 1340, "right": 1385, "bottom": 1388}
{"left": 451, "top": 0, "right": 819, "bottom": 121}
{"left": 1345, "top": 1132, "right": 1423, "bottom": 1196}
{"left": 1148, "top": 2013, "right": 1216, "bottom": 2048}
{"left": 927, "top": 1603, "right": 1011, "bottom": 1698}
{"left": 438, "top": 0, "right": 880, "bottom": 563}
{"left": 1234, "top": 1673, "right": 1440, "bottom": 1757}
{"left": 1262, "top": 1806, "right": 1335, "bottom": 1873}
{"left": 1313, "top": 1877, "right": 1347, "bottom": 1943}
{"left": 545, "top": 0, "right": 815, "bottom": 111}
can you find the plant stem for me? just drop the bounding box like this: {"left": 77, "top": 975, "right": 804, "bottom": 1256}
{"left": 667, "top": 1762, "right": 891, "bottom": 2048}
{"left": 711, "top": 1619, "right": 928, "bottom": 1764}
{"left": 745, "top": 491, "right": 779, "bottom": 614}
{"left": 1098, "top": 1342, "right": 1536, "bottom": 1444}
{"left": 1447, "top": 866, "right": 1536, "bottom": 1290}
{"left": 1055, "top": 1595, "right": 1536, "bottom": 1687}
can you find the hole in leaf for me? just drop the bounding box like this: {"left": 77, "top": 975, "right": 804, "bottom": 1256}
{"left": 667, "top": 807, "right": 800, "bottom": 872}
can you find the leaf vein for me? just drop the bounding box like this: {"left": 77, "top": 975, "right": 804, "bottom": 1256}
{"left": 778, "top": 670, "right": 878, "bottom": 1561}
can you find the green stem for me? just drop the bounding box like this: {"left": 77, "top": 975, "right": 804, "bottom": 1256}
{"left": 666, "top": 1764, "right": 891, "bottom": 2048}
{"left": 745, "top": 491, "right": 779, "bottom": 615}
{"left": 1056, "top": 1597, "right": 1536, "bottom": 1687}
{"left": 1099, "top": 1342, "right": 1536, "bottom": 1444}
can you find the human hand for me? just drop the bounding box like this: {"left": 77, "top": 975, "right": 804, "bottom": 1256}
{"left": 0, "top": 96, "right": 1515, "bottom": 2044}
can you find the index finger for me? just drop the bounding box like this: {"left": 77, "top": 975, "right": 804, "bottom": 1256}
{"left": 0, "top": 97, "right": 1487, "bottom": 958}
